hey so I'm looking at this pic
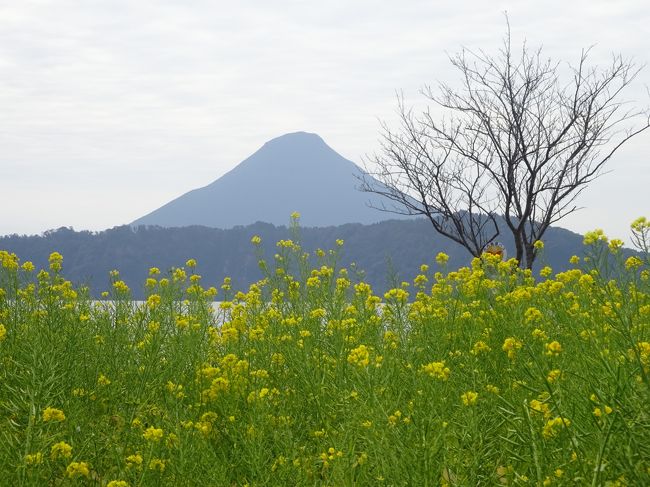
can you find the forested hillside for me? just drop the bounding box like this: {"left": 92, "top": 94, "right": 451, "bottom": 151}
{"left": 0, "top": 218, "right": 606, "bottom": 298}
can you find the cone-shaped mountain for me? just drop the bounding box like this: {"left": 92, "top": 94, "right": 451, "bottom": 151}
{"left": 132, "top": 132, "right": 403, "bottom": 228}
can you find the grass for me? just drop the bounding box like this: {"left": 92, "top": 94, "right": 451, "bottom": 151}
{"left": 1, "top": 216, "right": 650, "bottom": 486}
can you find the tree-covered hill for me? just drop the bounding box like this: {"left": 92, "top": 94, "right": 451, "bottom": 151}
{"left": 0, "top": 218, "right": 609, "bottom": 299}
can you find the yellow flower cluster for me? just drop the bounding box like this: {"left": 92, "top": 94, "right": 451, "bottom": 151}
{"left": 1, "top": 217, "right": 649, "bottom": 485}
{"left": 502, "top": 337, "right": 523, "bottom": 359}
{"left": 25, "top": 452, "right": 43, "bottom": 465}
{"left": 545, "top": 341, "right": 562, "bottom": 356}
{"left": 66, "top": 461, "right": 90, "bottom": 478}
{"left": 542, "top": 417, "right": 571, "bottom": 439}
{"left": 436, "top": 252, "right": 450, "bottom": 265}
{"left": 348, "top": 344, "right": 370, "bottom": 367}
{"left": 51, "top": 441, "right": 73, "bottom": 460}
{"left": 48, "top": 251, "right": 63, "bottom": 271}
{"left": 461, "top": 391, "right": 479, "bottom": 406}
{"left": 143, "top": 426, "right": 164, "bottom": 442}
{"left": 421, "top": 361, "right": 451, "bottom": 380}
{"left": 42, "top": 407, "right": 65, "bottom": 422}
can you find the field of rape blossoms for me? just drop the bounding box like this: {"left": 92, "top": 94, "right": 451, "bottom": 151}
{"left": 1, "top": 216, "right": 650, "bottom": 486}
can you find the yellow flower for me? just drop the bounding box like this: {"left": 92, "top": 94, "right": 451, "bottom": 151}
{"left": 524, "top": 307, "right": 543, "bottom": 324}
{"left": 147, "top": 294, "right": 161, "bottom": 309}
{"left": 48, "top": 251, "right": 63, "bottom": 271}
{"left": 0, "top": 250, "right": 19, "bottom": 269}
{"left": 583, "top": 229, "right": 608, "bottom": 245}
{"left": 540, "top": 266, "right": 552, "bottom": 277}
{"left": 542, "top": 416, "right": 571, "bottom": 439}
{"left": 276, "top": 239, "right": 295, "bottom": 249}
{"left": 545, "top": 341, "right": 562, "bottom": 356}
{"left": 126, "top": 453, "right": 143, "bottom": 469}
{"left": 348, "top": 345, "right": 370, "bottom": 367}
{"left": 532, "top": 328, "right": 548, "bottom": 341}
{"left": 421, "top": 361, "right": 451, "bottom": 380}
{"left": 306, "top": 276, "right": 321, "bottom": 288}
{"left": 149, "top": 267, "right": 160, "bottom": 276}
{"left": 608, "top": 239, "right": 624, "bottom": 253}
{"left": 113, "top": 280, "right": 130, "bottom": 293}
{"left": 594, "top": 405, "right": 613, "bottom": 417}
{"left": 143, "top": 426, "right": 164, "bottom": 442}
{"left": 0, "top": 324, "right": 6, "bottom": 341}
{"left": 173, "top": 268, "right": 186, "bottom": 281}
{"left": 51, "top": 441, "right": 73, "bottom": 460}
{"left": 66, "top": 461, "right": 90, "bottom": 478}
{"left": 383, "top": 288, "right": 409, "bottom": 303}
{"left": 435, "top": 252, "right": 449, "bottom": 265}
{"left": 470, "top": 341, "right": 491, "bottom": 355}
{"left": 149, "top": 458, "right": 166, "bottom": 472}
{"left": 21, "top": 261, "right": 35, "bottom": 272}
{"left": 98, "top": 374, "right": 111, "bottom": 386}
{"left": 310, "top": 307, "right": 327, "bottom": 319}
{"left": 502, "top": 337, "right": 523, "bottom": 359}
{"left": 631, "top": 216, "right": 650, "bottom": 232}
{"left": 533, "top": 240, "right": 544, "bottom": 250}
{"left": 290, "top": 211, "right": 301, "bottom": 220}
{"left": 165, "top": 432, "right": 179, "bottom": 448}
{"left": 357, "top": 452, "right": 368, "bottom": 465}
{"left": 388, "top": 410, "right": 402, "bottom": 426}
{"left": 185, "top": 258, "right": 197, "bottom": 268}
{"left": 25, "top": 452, "right": 43, "bottom": 465}
{"left": 42, "top": 407, "right": 66, "bottom": 422}
{"left": 461, "top": 391, "right": 478, "bottom": 406}
{"left": 546, "top": 369, "right": 561, "bottom": 383}
{"left": 251, "top": 235, "right": 262, "bottom": 245}
{"left": 625, "top": 256, "right": 643, "bottom": 270}
{"left": 569, "top": 255, "right": 580, "bottom": 265}
{"left": 529, "top": 399, "right": 551, "bottom": 418}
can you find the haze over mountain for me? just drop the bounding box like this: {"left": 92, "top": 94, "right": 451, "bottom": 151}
{"left": 132, "top": 132, "right": 403, "bottom": 228}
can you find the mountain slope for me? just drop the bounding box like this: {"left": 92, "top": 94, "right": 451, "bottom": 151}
{"left": 132, "top": 132, "right": 404, "bottom": 228}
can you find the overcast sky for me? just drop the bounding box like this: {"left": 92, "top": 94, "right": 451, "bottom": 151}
{"left": 1, "top": 0, "right": 649, "bottom": 243}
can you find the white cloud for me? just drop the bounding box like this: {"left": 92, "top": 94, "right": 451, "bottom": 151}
{"left": 0, "top": 0, "right": 648, "bottom": 240}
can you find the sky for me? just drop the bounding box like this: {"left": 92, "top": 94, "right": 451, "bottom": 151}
{"left": 1, "top": 0, "right": 649, "bottom": 243}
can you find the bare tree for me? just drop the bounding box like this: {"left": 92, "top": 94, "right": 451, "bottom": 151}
{"left": 360, "top": 27, "right": 650, "bottom": 268}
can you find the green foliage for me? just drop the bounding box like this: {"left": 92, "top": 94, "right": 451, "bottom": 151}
{"left": 0, "top": 220, "right": 649, "bottom": 485}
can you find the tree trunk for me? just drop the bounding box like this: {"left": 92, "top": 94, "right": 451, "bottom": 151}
{"left": 512, "top": 231, "right": 524, "bottom": 268}
{"left": 524, "top": 243, "right": 536, "bottom": 270}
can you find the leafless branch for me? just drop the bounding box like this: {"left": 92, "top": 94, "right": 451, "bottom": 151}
{"left": 360, "top": 26, "right": 649, "bottom": 268}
